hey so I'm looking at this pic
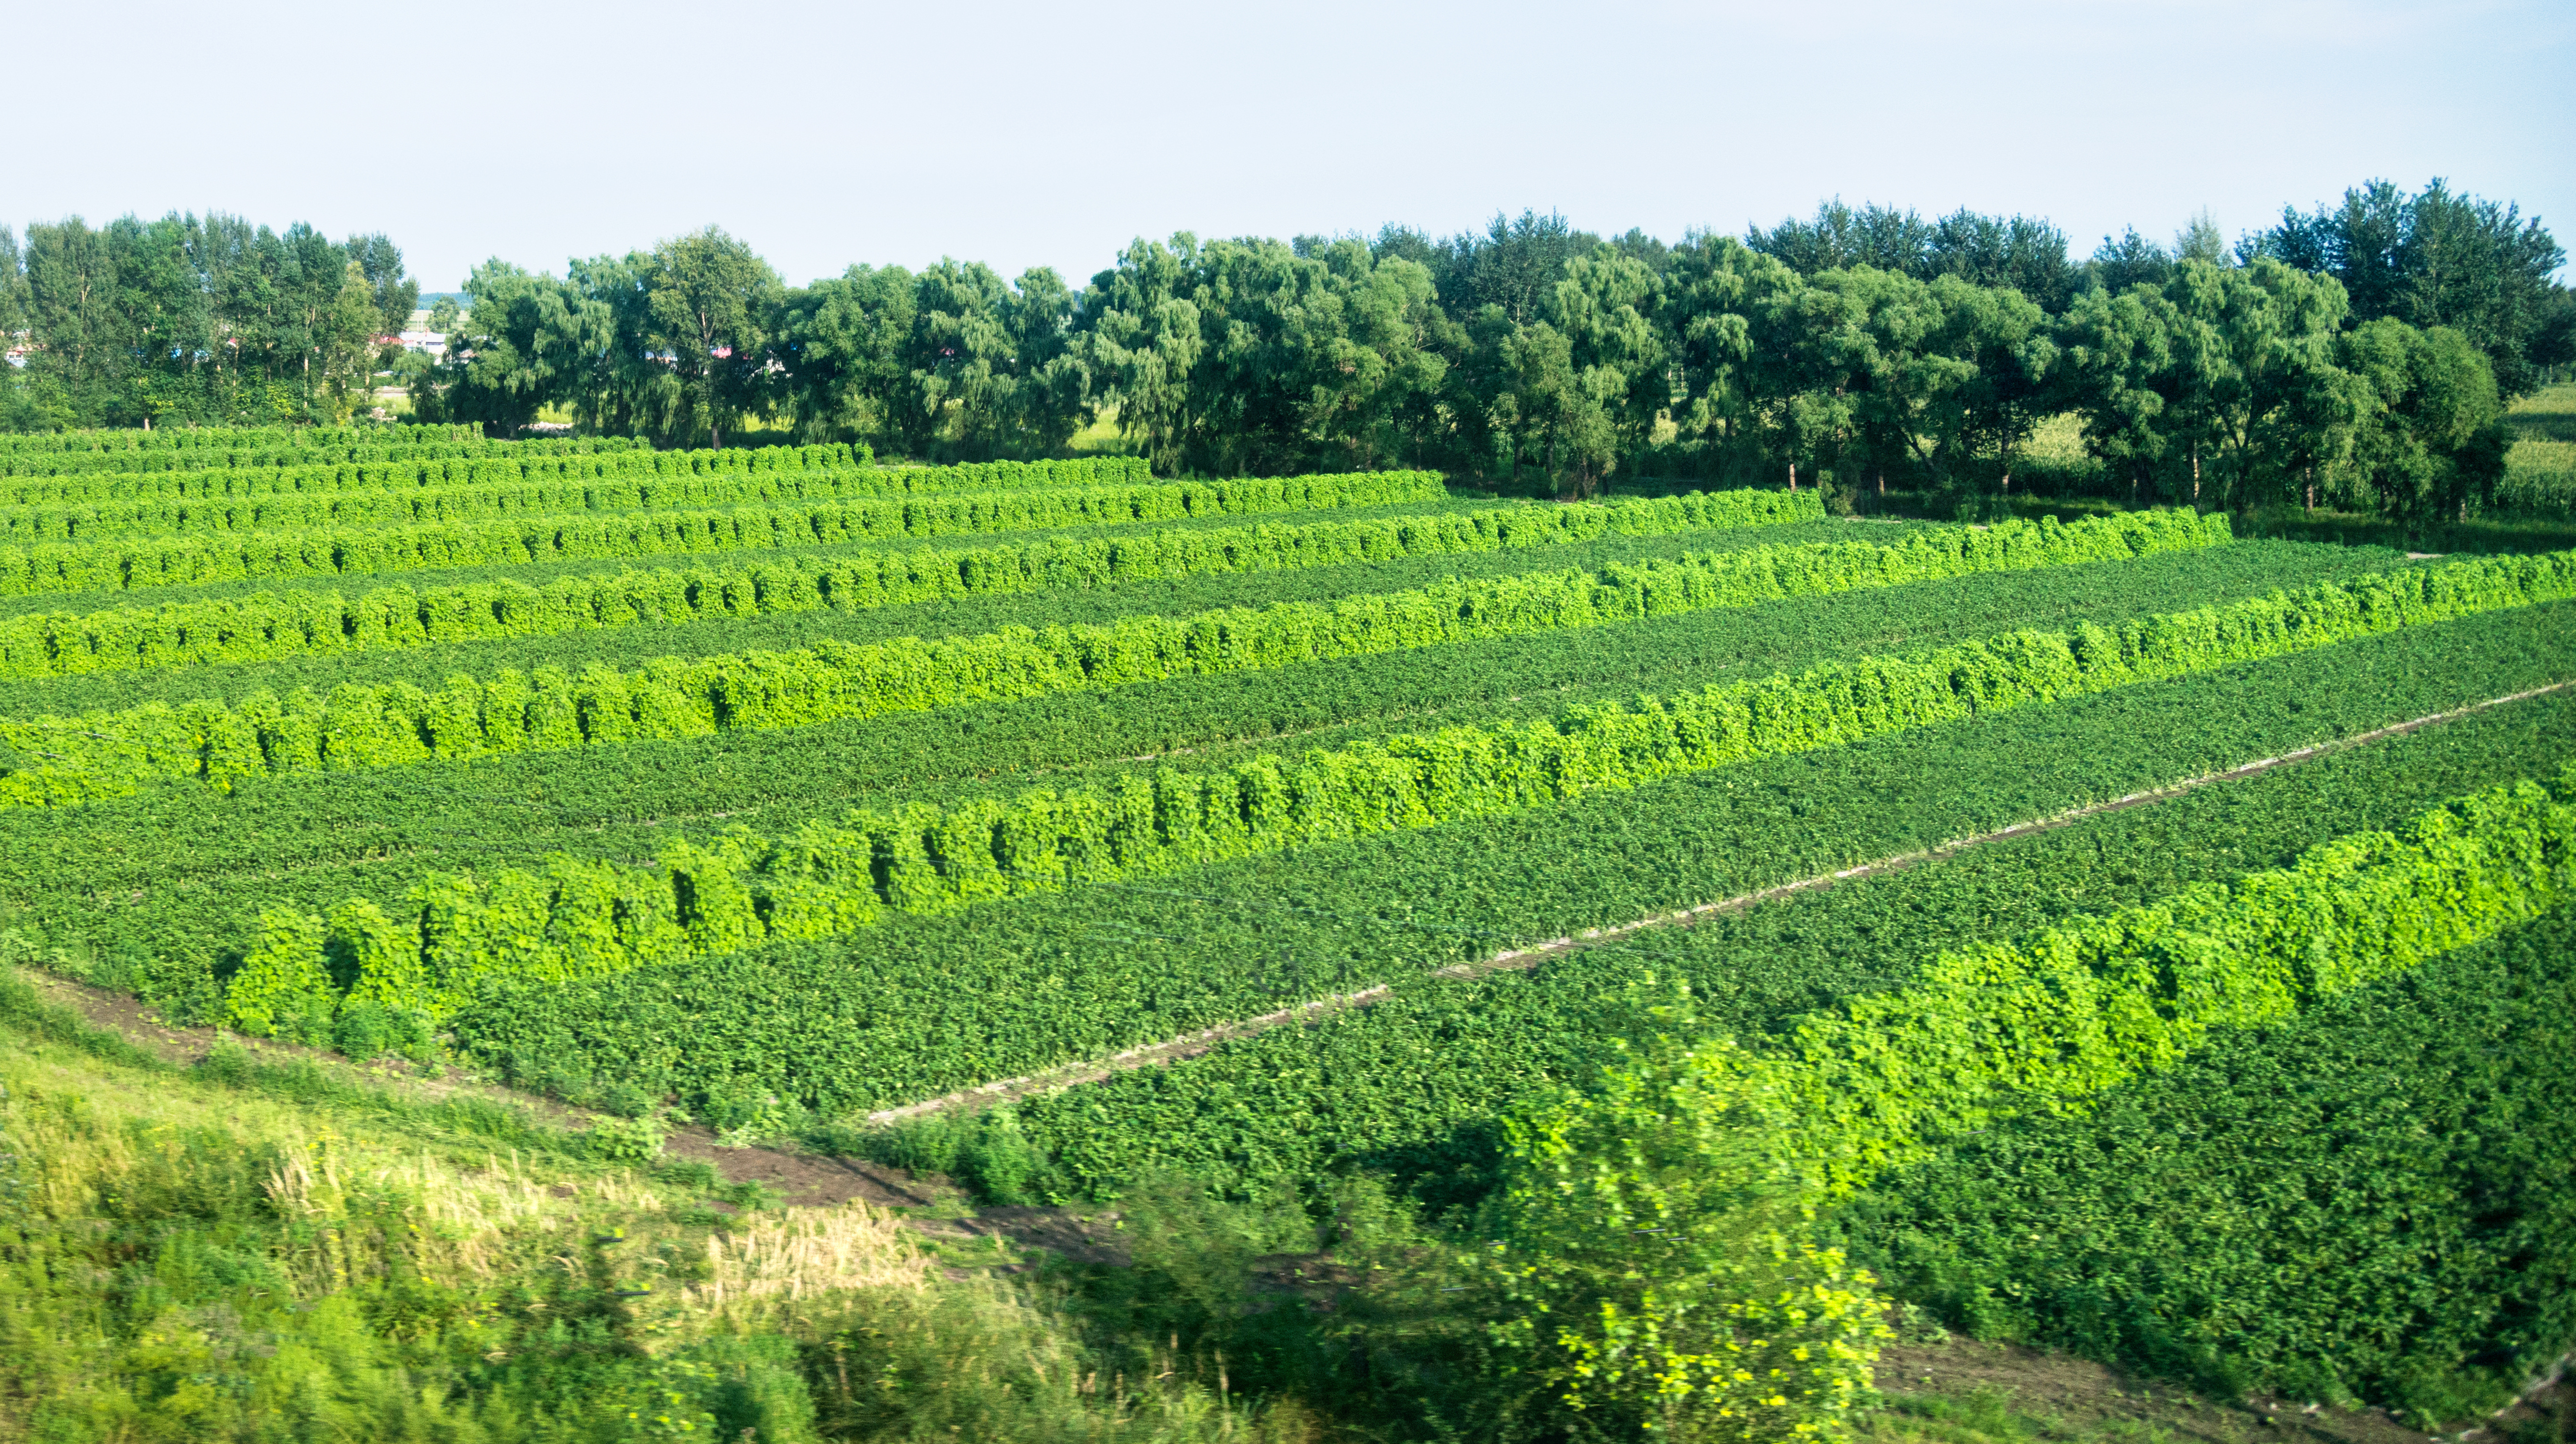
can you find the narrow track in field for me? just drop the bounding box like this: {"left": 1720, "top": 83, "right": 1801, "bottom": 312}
{"left": 865, "top": 677, "right": 2576, "bottom": 1126}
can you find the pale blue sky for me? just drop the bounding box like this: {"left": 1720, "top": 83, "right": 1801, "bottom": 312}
{"left": 9, "top": 0, "right": 2570, "bottom": 291}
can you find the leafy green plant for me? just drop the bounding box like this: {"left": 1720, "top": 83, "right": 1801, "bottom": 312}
{"left": 0, "top": 484, "right": 1814, "bottom": 684}
{"left": 585, "top": 1110, "right": 668, "bottom": 1164}
{"left": 0, "top": 468, "right": 1442, "bottom": 599}
{"left": 0, "top": 508, "right": 2211, "bottom": 806}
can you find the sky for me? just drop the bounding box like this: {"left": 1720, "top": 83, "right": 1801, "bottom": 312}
{"left": 6, "top": 0, "right": 2570, "bottom": 293}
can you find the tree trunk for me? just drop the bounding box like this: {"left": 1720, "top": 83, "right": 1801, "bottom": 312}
{"left": 2190, "top": 444, "right": 2200, "bottom": 507}
{"left": 1787, "top": 462, "right": 1796, "bottom": 492}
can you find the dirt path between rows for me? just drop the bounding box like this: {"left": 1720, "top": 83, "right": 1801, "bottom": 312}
{"left": 867, "top": 676, "right": 2576, "bottom": 1126}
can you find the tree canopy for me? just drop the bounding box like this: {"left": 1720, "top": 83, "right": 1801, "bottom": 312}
{"left": 7, "top": 182, "right": 2561, "bottom": 535}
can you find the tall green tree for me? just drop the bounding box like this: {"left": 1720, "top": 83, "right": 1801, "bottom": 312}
{"left": 346, "top": 233, "right": 420, "bottom": 339}
{"left": 320, "top": 261, "right": 384, "bottom": 418}
{"left": 643, "top": 226, "right": 780, "bottom": 448}
{"left": 1082, "top": 234, "right": 1443, "bottom": 476}
{"left": 2157, "top": 258, "right": 2355, "bottom": 513}
{"left": 417, "top": 260, "right": 585, "bottom": 435}
{"left": 1080, "top": 235, "right": 1204, "bottom": 475}
{"left": 2333, "top": 319, "right": 2512, "bottom": 529}
{"left": 0, "top": 225, "right": 23, "bottom": 341}
{"left": 778, "top": 263, "right": 915, "bottom": 444}
{"left": 2255, "top": 178, "right": 2571, "bottom": 396}
{"left": 1748, "top": 199, "right": 1936, "bottom": 277}
{"left": 2060, "top": 259, "right": 2359, "bottom": 514}
{"left": 1749, "top": 265, "right": 2052, "bottom": 505}
{"left": 2055, "top": 280, "right": 2179, "bottom": 503}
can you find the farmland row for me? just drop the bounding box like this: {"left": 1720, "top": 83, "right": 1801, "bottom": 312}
{"left": 0, "top": 452, "right": 1151, "bottom": 510}
{"left": 0, "top": 487, "right": 1822, "bottom": 684}
{"left": 442, "top": 604, "right": 2576, "bottom": 1125}
{"left": 0, "top": 510, "right": 2231, "bottom": 806}
{"left": 0, "top": 435, "right": 639, "bottom": 481}
{"left": 1842, "top": 901, "right": 2576, "bottom": 1409}
{"left": 859, "top": 676, "right": 2576, "bottom": 1130}
{"left": 0, "top": 538, "right": 2425, "bottom": 971}
{"left": 1495, "top": 781, "right": 2576, "bottom": 1422}
{"left": 0, "top": 470, "right": 1447, "bottom": 600}
{"left": 0, "top": 420, "right": 489, "bottom": 461}
{"left": 940, "top": 680, "right": 2576, "bottom": 1208}
{"left": 208, "top": 555, "right": 2576, "bottom": 1048}
{"left": 1701, "top": 777, "right": 2571, "bottom": 1198}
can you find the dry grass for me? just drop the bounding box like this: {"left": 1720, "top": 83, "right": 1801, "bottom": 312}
{"left": 629, "top": 1201, "right": 933, "bottom": 1335}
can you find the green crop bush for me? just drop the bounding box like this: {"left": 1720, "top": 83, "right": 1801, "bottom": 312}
{"left": 0, "top": 507, "right": 2203, "bottom": 808}
{"left": 0, "top": 484, "right": 1814, "bottom": 684}
{"left": 199, "top": 545, "right": 2576, "bottom": 1028}
{"left": 583, "top": 1111, "right": 667, "bottom": 1164}
{"left": 0, "top": 467, "right": 1437, "bottom": 599}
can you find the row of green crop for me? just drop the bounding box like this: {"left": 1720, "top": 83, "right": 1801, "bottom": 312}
{"left": 0, "top": 489, "right": 1828, "bottom": 682}
{"left": 0, "top": 538, "right": 2420, "bottom": 989}
{"left": 0, "top": 458, "right": 1181, "bottom": 544}
{"left": 208, "top": 552, "right": 2575, "bottom": 1035}
{"left": 969, "top": 663, "right": 2576, "bottom": 1210}
{"left": 1669, "top": 774, "right": 2572, "bottom": 1199}
{"left": 0, "top": 422, "right": 485, "bottom": 458}
{"left": 0, "top": 470, "right": 1445, "bottom": 601}
{"left": 0, "top": 509, "right": 2223, "bottom": 805}
{"left": 1839, "top": 901, "right": 2576, "bottom": 1416}
{"left": 0, "top": 449, "right": 1162, "bottom": 506}
{"left": 0, "top": 431, "right": 636, "bottom": 477}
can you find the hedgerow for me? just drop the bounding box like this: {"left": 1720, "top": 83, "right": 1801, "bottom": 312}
{"left": 209, "top": 550, "right": 2574, "bottom": 1029}
{"left": 974, "top": 672, "right": 2576, "bottom": 1208}
{"left": 0, "top": 469, "right": 1445, "bottom": 599}
{"left": 0, "top": 451, "right": 1170, "bottom": 513}
{"left": 0, "top": 508, "right": 2216, "bottom": 803}
{"left": 1655, "top": 774, "right": 2574, "bottom": 1200}
{"left": 1839, "top": 903, "right": 2576, "bottom": 1416}
{"left": 0, "top": 486, "right": 1825, "bottom": 682}
{"left": 0, "top": 535, "right": 2435, "bottom": 983}
{"left": 1483, "top": 776, "right": 2572, "bottom": 1435}
{"left": 0, "top": 422, "right": 489, "bottom": 464}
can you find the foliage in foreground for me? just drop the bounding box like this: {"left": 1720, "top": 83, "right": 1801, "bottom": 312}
{"left": 1476, "top": 772, "right": 2572, "bottom": 1435}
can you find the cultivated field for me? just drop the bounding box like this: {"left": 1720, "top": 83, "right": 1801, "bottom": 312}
{"left": 3, "top": 420, "right": 2574, "bottom": 1436}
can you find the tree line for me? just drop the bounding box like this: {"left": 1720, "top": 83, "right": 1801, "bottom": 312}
{"left": 0, "top": 215, "right": 417, "bottom": 431}
{"left": 5, "top": 180, "right": 2568, "bottom": 521}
